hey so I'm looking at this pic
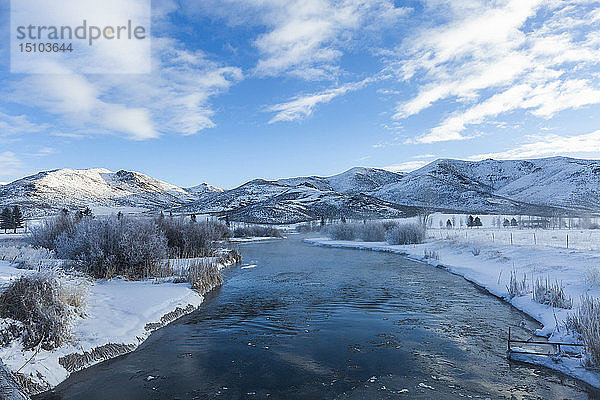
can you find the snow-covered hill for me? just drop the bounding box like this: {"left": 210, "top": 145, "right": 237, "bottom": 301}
{"left": 374, "top": 157, "right": 600, "bottom": 215}
{"left": 0, "top": 168, "right": 196, "bottom": 216}
{"left": 185, "top": 183, "right": 224, "bottom": 195}
{"left": 174, "top": 167, "right": 408, "bottom": 223}
{"left": 2, "top": 158, "right": 599, "bottom": 222}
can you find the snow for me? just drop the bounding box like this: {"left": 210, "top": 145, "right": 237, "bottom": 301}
{"left": 306, "top": 227, "right": 600, "bottom": 388}
{"left": 0, "top": 168, "right": 197, "bottom": 217}
{"left": 0, "top": 261, "right": 205, "bottom": 391}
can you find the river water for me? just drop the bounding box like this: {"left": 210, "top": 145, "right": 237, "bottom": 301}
{"left": 37, "top": 236, "right": 598, "bottom": 399}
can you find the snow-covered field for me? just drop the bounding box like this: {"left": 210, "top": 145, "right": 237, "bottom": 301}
{"left": 0, "top": 257, "right": 232, "bottom": 393}
{"left": 306, "top": 228, "right": 600, "bottom": 389}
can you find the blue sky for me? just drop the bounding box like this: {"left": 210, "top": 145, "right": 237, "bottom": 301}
{"left": 1, "top": 0, "right": 600, "bottom": 188}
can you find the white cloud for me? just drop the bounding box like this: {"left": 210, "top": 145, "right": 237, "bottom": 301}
{"left": 389, "top": 0, "right": 600, "bottom": 143}
{"left": 267, "top": 78, "right": 373, "bottom": 123}
{"left": 382, "top": 160, "right": 430, "bottom": 172}
{"left": 0, "top": 152, "right": 23, "bottom": 180}
{"left": 467, "top": 130, "right": 600, "bottom": 160}
{"left": 186, "top": 0, "right": 408, "bottom": 80}
{"left": 7, "top": 37, "right": 243, "bottom": 140}
{"left": 0, "top": 112, "right": 47, "bottom": 138}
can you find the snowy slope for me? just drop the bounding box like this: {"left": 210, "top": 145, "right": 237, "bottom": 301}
{"left": 174, "top": 168, "right": 408, "bottom": 223}
{"left": 2, "top": 158, "right": 599, "bottom": 222}
{"left": 375, "top": 157, "right": 600, "bottom": 215}
{"left": 0, "top": 168, "right": 196, "bottom": 216}
{"left": 277, "top": 167, "right": 403, "bottom": 195}
{"left": 185, "top": 183, "right": 224, "bottom": 195}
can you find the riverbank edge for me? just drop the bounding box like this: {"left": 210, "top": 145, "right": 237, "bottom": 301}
{"left": 305, "top": 237, "right": 600, "bottom": 391}
{"left": 0, "top": 258, "right": 237, "bottom": 397}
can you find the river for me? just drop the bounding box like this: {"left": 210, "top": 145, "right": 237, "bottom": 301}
{"left": 36, "top": 235, "right": 598, "bottom": 399}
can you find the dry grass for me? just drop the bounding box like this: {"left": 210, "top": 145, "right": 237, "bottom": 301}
{"left": 187, "top": 260, "right": 223, "bottom": 295}
{"left": 0, "top": 274, "right": 79, "bottom": 350}
{"left": 566, "top": 295, "right": 600, "bottom": 368}
{"left": 506, "top": 271, "right": 529, "bottom": 298}
{"left": 532, "top": 277, "right": 572, "bottom": 309}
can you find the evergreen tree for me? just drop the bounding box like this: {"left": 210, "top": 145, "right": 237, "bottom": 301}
{"left": 474, "top": 216, "right": 482, "bottom": 227}
{"left": 0, "top": 207, "right": 12, "bottom": 234}
{"left": 320, "top": 216, "right": 325, "bottom": 227}
{"left": 190, "top": 214, "right": 197, "bottom": 222}
{"left": 503, "top": 218, "right": 510, "bottom": 227}
{"left": 511, "top": 217, "right": 518, "bottom": 227}
{"left": 12, "top": 205, "right": 23, "bottom": 233}
{"left": 467, "top": 215, "right": 474, "bottom": 227}
{"left": 446, "top": 219, "right": 452, "bottom": 229}
{"left": 340, "top": 216, "right": 346, "bottom": 223}
{"left": 117, "top": 211, "right": 123, "bottom": 220}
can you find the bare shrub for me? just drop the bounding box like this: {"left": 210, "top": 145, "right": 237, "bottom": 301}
{"left": 565, "top": 295, "right": 600, "bottom": 368}
{"left": 187, "top": 260, "right": 223, "bottom": 295}
{"left": 326, "top": 223, "right": 357, "bottom": 241}
{"left": 27, "top": 213, "right": 77, "bottom": 250}
{"left": 533, "top": 277, "right": 572, "bottom": 309}
{"left": 155, "top": 217, "right": 230, "bottom": 258}
{"left": 385, "top": 223, "right": 425, "bottom": 245}
{"left": 471, "top": 247, "right": 481, "bottom": 256}
{"left": 423, "top": 249, "right": 439, "bottom": 260}
{"left": 357, "top": 222, "right": 386, "bottom": 242}
{"left": 506, "top": 271, "right": 529, "bottom": 298}
{"left": 0, "top": 274, "right": 72, "bottom": 350}
{"left": 233, "top": 225, "right": 283, "bottom": 238}
{"left": 54, "top": 217, "right": 168, "bottom": 279}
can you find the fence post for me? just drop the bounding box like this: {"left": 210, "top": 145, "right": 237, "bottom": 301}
{"left": 567, "top": 234, "right": 569, "bottom": 249}
{"left": 533, "top": 233, "right": 536, "bottom": 245}
{"left": 510, "top": 233, "right": 513, "bottom": 245}
{"left": 508, "top": 327, "right": 511, "bottom": 352}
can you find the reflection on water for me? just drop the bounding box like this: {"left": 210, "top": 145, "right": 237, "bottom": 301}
{"left": 36, "top": 235, "right": 599, "bottom": 399}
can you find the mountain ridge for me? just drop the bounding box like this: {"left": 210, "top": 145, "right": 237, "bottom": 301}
{"left": 1, "top": 157, "right": 598, "bottom": 222}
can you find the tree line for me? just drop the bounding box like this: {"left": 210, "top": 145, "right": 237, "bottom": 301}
{"left": 0, "top": 206, "right": 24, "bottom": 234}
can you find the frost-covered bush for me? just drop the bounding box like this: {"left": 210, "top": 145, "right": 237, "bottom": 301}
{"left": 295, "top": 223, "right": 319, "bottom": 233}
{"left": 532, "top": 277, "right": 572, "bottom": 309}
{"left": 155, "top": 217, "right": 230, "bottom": 258}
{"left": 0, "top": 274, "right": 72, "bottom": 350}
{"left": 0, "top": 245, "right": 58, "bottom": 269}
{"left": 385, "top": 223, "right": 425, "bottom": 245}
{"left": 27, "top": 213, "right": 78, "bottom": 250}
{"left": 357, "top": 222, "right": 386, "bottom": 242}
{"left": 565, "top": 295, "right": 600, "bottom": 367}
{"left": 233, "top": 225, "right": 283, "bottom": 238}
{"left": 55, "top": 217, "right": 168, "bottom": 279}
{"left": 471, "top": 247, "right": 481, "bottom": 256}
{"left": 326, "top": 223, "right": 357, "bottom": 241}
{"left": 507, "top": 271, "right": 529, "bottom": 298}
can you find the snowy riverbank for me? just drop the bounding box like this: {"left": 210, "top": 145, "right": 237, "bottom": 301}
{"left": 0, "top": 259, "right": 232, "bottom": 394}
{"left": 306, "top": 235, "right": 600, "bottom": 389}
